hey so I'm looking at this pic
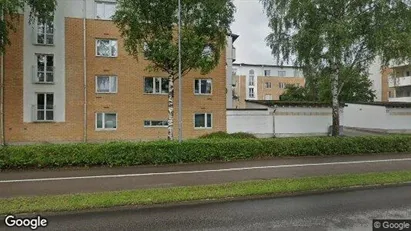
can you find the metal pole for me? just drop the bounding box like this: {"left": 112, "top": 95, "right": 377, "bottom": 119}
{"left": 178, "top": 0, "right": 182, "bottom": 143}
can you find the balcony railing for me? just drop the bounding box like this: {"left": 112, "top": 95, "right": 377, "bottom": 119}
{"left": 32, "top": 66, "right": 55, "bottom": 84}
{"left": 388, "top": 76, "right": 411, "bottom": 88}
{"left": 32, "top": 105, "right": 55, "bottom": 122}
{"left": 388, "top": 97, "right": 411, "bottom": 103}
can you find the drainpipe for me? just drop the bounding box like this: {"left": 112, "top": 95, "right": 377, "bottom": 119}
{"left": 272, "top": 106, "right": 277, "bottom": 138}
{"left": 83, "top": 0, "right": 87, "bottom": 142}
{"left": 0, "top": 9, "right": 5, "bottom": 146}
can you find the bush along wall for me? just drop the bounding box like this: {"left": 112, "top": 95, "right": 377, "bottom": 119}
{"left": 1, "top": 136, "right": 411, "bottom": 170}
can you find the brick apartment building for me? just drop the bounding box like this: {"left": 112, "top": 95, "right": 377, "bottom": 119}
{"left": 0, "top": 0, "right": 238, "bottom": 144}
{"left": 231, "top": 63, "right": 305, "bottom": 108}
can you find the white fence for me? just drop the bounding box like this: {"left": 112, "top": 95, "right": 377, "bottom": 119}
{"left": 343, "top": 103, "right": 411, "bottom": 133}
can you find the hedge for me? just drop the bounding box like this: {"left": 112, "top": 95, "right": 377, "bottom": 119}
{"left": 199, "top": 132, "right": 257, "bottom": 139}
{"left": 1, "top": 136, "right": 411, "bottom": 169}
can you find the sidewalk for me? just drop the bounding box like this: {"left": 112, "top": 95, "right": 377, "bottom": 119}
{"left": 1, "top": 153, "right": 411, "bottom": 198}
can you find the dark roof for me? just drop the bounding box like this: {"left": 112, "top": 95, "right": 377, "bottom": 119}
{"left": 233, "top": 63, "right": 300, "bottom": 69}
{"left": 347, "top": 102, "right": 411, "bottom": 108}
{"left": 246, "top": 100, "right": 347, "bottom": 108}
{"left": 230, "top": 33, "right": 239, "bottom": 42}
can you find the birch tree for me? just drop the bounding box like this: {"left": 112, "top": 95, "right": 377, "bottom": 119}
{"left": 0, "top": 0, "right": 56, "bottom": 54}
{"left": 113, "top": 0, "right": 235, "bottom": 140}
{"left": 261, "top": 0, "right": 411, "bottom": 136}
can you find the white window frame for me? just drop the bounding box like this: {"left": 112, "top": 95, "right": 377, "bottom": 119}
{"left": 144, "top": 77, "right": 169, "bottom": 94}
{"left": 278, "top": 71, "right": 286, "bottom": 77}
{"left": 95, "top": 112, "right": 118, "bottom": 131}
{"left": 248, "top": 69, "right": 255, "bottom": 86}
{"left": 96, "top": 39, "right": 118, "bottom": 57}
{"left": 95, "top": 76, "right": 118, "bottom": 93}
{"left": 95, "top": 1, "right": 117, "bottom": 20}
{"left": 264, "top": 94, "right": 273, "bottom": 100}
{"left": 35, "top": 54, "right": 54, "bottom": 84}
{"left": 144, "top": 120, "right": 169, "bottom": 128}
{"left": 194, "top": 79, "right": 212, "bottom": 95}
{"left": 248, "top": 88, "right": 255, "bottom": 98}
{"left": 35, "top": 19, "right": 54, "bottom": 45}
{"left": 279, "top": 82, "right": 286, "bottom": 89}
{"left": 194, "top": 113, "right": 213, "bottom": 129}
{"left": 264, "top": 70, "right": 271, "bottom": 76}
{"left": 34, "top": 93, "right": 54, "bottom": 122}
{"left": 265, "top": 82, "right": 272, "bottom": 89}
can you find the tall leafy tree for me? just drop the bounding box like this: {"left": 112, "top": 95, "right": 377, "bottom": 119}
{"left": 113, "top": 0, "right": 235, "bottom": 140}
{"left": 261, "top": 0, "right": 411, "bottom": 136}
{"left": 0, "top": 0, "right": 56, "bottom": 54}
{"left": 281, "top": 66, "right": 376, "bottom": 102}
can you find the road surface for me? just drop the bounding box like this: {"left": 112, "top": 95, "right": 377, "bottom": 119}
{"left": 0, "top": 153, "right": 411, "bottom": 198}
{"left": 1, "top": 185, "right": 410, "bottom": 231}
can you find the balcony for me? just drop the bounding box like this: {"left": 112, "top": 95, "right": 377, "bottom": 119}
{"left": 32, "top": 105, "right": 55, "bottom": 122}
{"left": 388, "top": 97, "right": 411, "bottom": 103}
{"left": 32, "top": 66, "right": 55, "bottom": 84}
{"left": 388, "top": 76, "right": 411, "bottom": 88}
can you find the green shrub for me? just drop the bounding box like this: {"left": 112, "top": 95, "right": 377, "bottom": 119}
{"left": 199, "top": 132, "right": 256, "bottom": 139}
{"left": 1, "top": 136, "right": 411, "bottom": 169}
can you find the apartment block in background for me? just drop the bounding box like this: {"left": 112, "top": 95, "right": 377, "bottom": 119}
{"left": 0, "top": 0, "right": 236, "bottom": 144}
{"left": 385, "top": 63, "right": 411, "bottom": 102}
{"left": 231, "top": 63, "right": 305, "bottom": 108}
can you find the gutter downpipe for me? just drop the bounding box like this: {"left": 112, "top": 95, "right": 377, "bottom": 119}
{"left": 83, "top": 0, "right": 87, "bottom": 142}
{"left": 1, "top": 9, "right": 5, "bottom": 146}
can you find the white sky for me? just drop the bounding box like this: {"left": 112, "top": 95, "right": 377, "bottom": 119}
{"left": 231, "top": 0, "right": 275, "bottom": 65}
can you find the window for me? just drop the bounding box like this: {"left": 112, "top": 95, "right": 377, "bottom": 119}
{"left": 264, "top": 70, "right": 271, "bottom": 76}
{"left": 144, "top": 120, "right": 168, "bottom": 127}
{"left": 248, "top": 88, "right": 255, "bottom": 98}
{"left": 264, "top": 94, "right": 273, "bottom": 100}
{"left": 96, "top": 113, "right": 117, "bottom": 130}
{"left": 96, "top": 1, "right": 116, "bottom": 20}
{"left": 35, "top": 93, "right": 54, "bottom": 121}
{"left": 249, "top": 70, "right": 255, "bottom": 86}
{"left": 144, "top": 77, "right": 169, "bottom": 94}
{"left": 36, "top": 20, "right": 54, "bottom": 45}
{"left": 96, "top": 39, "right": 118, "bottom": 57}
{"left": 279, "top": 82, "right": 286, "bottom": 89}
{"left": 389, "top": 91, "right": 393, "bottom": 98}
{"left": 194, "top": 79, "right": 212, "bottom": 95}
{"left": 96, "top": 76, "right": 117, "bottom": 93}
{"left": 406, "top": 71, "right": 410, "bottom": 77}
{"left": 265, "top": 82, "right": 272, "bottom": 89}
{"left": 194, "top": 113, "right": 212, "bottom": 129}
{"left": 278, "top": 71, "right": 286, "bottom": 77}
{"left": 35, "top": 54, "right": 54, "bottom": 83}
{"left": 202, "top": 45, "right": 213, "bottom": 59}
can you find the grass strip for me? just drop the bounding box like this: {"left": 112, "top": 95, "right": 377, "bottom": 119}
{"left": 1, "top": 170, "right": 411, "bottom": 215}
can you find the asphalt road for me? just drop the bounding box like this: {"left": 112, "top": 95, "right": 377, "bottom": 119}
{"left": 1, "top": 185, "right": 410, "bottom": 231}
{"left": 1, "top": 153, "right": 411, "bottom": 198}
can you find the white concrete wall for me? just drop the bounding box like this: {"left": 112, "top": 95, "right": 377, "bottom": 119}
{"left": 23, "top": 0, "right": 66, "bottom": 122}
{"left": 274, "top": 107, "right": 336, "bottom": 136}
{"left": 343, "top": 103, "right": 411, "bottom": 131}
{"left": 368, "top": 57, "right": 382, "bottom": 101}
{"left": 227, "top": 110, "right": 273, "bottom": 137}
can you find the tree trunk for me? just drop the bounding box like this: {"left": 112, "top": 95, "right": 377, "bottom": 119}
{"left": 331, "top": 63, "right": 340, "bottom": 137}
{"left": 167, "top": 76, "right": 174, "bottom": 140}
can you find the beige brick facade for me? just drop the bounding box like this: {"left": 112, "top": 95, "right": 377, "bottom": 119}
{"left": 232, "top": 74, "right": 305, "bottom": 108}
{"left": 1, "top": 16, "right": 227, "bottom": 144}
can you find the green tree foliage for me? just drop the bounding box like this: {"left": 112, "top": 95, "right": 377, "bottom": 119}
{"left": 0, "top": 0, "right": 56, "bottom": 54}
{"left": 261, "top": 0, "right": 411, "bottom": 136}
{"left": 113, "top": 0, "right": 235, "bottom": 140}
{"left": 281, "top": 67, "right": 376, "bottom": 103}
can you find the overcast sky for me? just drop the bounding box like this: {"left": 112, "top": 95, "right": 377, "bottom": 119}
{"left": 231, "top": 0, "right": 274, "bottom": 65}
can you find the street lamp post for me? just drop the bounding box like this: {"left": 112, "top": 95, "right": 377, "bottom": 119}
{"left": 178, "top": 0, "right": 183, "bottom": 143}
